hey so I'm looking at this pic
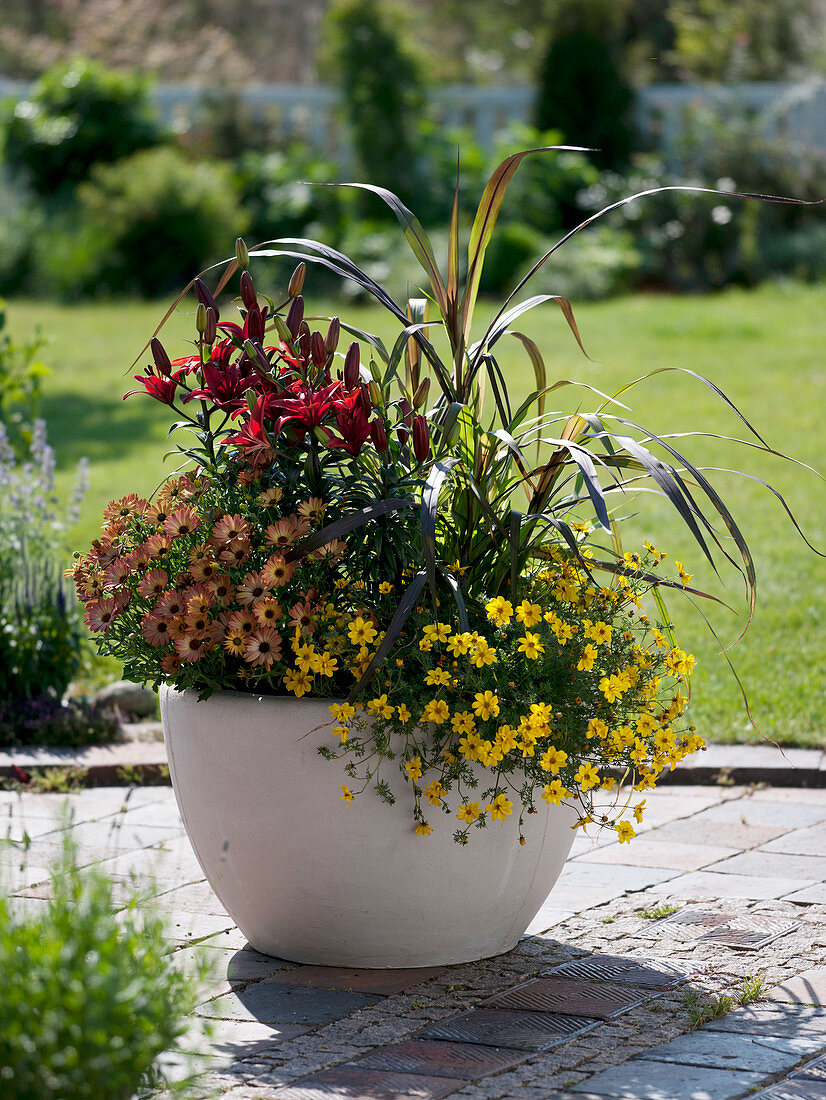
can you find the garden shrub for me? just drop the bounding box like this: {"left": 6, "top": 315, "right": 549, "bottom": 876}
{"left": 0, "top": 831, "right": 207, "bottom": 1098}
{"left": 0, "top": 298, "right": 49, "bottom": 454}
{"left": 41, "top": 146, "right": 248, "bottom": 298}
{"left": 0, "top": 695, "right": 118, "bottom": 750}
{"left": 1, "top": 57, "right": 164, "bottom": 197}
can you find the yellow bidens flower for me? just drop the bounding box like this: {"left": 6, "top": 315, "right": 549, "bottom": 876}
{"left": 470, "top": 637, "right": 497, "bottom": 667}
{"left": 446, "top": 631, "right": 473, "bottom": 657}
{"left": 539, "top": 746, "right": 568, "bottom": 774}
{"left": 486, "top": 792, "right": 514, "bottom": 821}
{"left": 542, "top": 779, "right": 571, "bottom": 805}
{"left": 515, "top": 600, "right": 542, "bottom": 628}
{"left": 414, "top": 822, "right": 433, "bottom": 836}
{"left": 424, "top": 667, "right": 452, "bottom": 687}
{"left": 422, "top": 622, "right": 451, "bottom": 644}
{"left": 404, "top": 756, "right": 423, "bottom": 781}
{"left": 451, "top": 710, "right": 476, "bottom": 735}
{"left": 284, "top": 668, "right": 312, "bottom": 696}
{"left": 472, "top": 691, "right": 500, "bottom": 721}
{"left": 422, "top": 699, "right": 450, "bottom": 725}
{"left": 675, "top": 560, "right": 692, "bottom": 588}
{"left": 378, "top": 581, "right": 393, "bottom": 594}
{"left": 340, "top": 784, "right": 354, "bottom": 805}
{"left": 518, "top": 632, "right": 545, "bottom": 659}
{"left": 423, "top": 780, "right": 446, "bottom": 806}
{"left": 577, "top": 643, "right": 597, "bottom": 671}
{"left": 574, "top": 762, "right": 600, "bottom": 791}
{"left": 584, "top": 620, "right": 612, "bottom": 646}
{"left": 348, "top": 616, "right": 377, "bottom": 647}
{"left": 456, "top": 802, "right": 481, "bottom": 825}
{"left": 615, "top": 820, "right": 635, "bottom": 843}
{"left": 367, "top": 693, "right": 394, "bottom": 719}
{"left": 396, "top": 702, "right": 412, "bottom": 724}
{"left": 485, "top": 596, "right": 514, "bottom": 626}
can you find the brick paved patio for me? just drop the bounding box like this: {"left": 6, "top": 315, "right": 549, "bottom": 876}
{"left": 2, "top": 782, "right": 825, "bottom": 1099}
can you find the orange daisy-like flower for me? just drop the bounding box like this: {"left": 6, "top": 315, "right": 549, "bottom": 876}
{"left": 289, "top": 600, "right": 317, "bottom": 635}
{"left": 244, "top": 628, "right": 282, "bottom": 668}
{"left": 237, "top": 572, "right": 271, "bottom": 606}
{"left": 209, "top": 575, "right": 235, "bottom": 604}
{"left": 223, "top": 627, "right": 248, "bottom": 657}
{"left": 211, "top": 513, "right": 251, "bottom": 546}
{"left": 258, "top": 487, "right": 283, "bottom": 507}
{"left": 313, "top": 538, "right": 346, "bottom": 560}
{"left": 84, "top": 599, "right": 119, "bottom": 633}
{"left": 174, "top": 633, "right": 206, "bottom": 663}
{"left": 155, "top": 590, "right": 186, "bottom": 618}
{"left": 187, "top": 590, "right": 214, "bottom": 618}
{"left": 188, "top": 544, "right": 212, "bottom": 565}
{"left": 261, "top": 554, "right": 295, "bottom": 589}
{"left": 137, "top": 569, "right": 169, "bottom": 600}
{"left": 103, "top": 559, "right": 130, "bottom": 588}
{"left": 253, "top": 597, "right": 283, "bottom": 627}
{"left": 167, "top": 617, "right": 189, "bottom": 641}
{"left": 125, "top": 545, "right": 152, "bottom": 572}
{"left": 297, "top": 497, "right": 327, "bottom": 522}
{"left": 142, "top": 612, "right": 173, "bottom": 646}
{"left": 190, "top": 558, "right": 218, "bottom": 583}
{"left": 144, "top": 533, "right": 172, "bottom": 561}
{"left": 160, "top": 653, "right": 182, "bottom": 674}
{"left": 264, "top": 517, "right": 304, "bottom": 548}
{"left": 228, "top": 609, "right": 256, "bottom": 636}
{"left": 147, "top": 501, "right": 172, "bottom": 528}
{"left": 185, "top": 610, "right": 210, "bottom": 635}
{"left": 164, "top": 507, "right": 200, "bottom": 539}
{"left": 103, "top": 494, "right": 147, "bottom": 524}
{"left": 219, "top": 537, "right": 251, "bottom": 567}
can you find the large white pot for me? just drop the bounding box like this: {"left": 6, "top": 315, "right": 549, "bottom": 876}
{"left": 160, "top": 685, "right": 578, "bottom": 967}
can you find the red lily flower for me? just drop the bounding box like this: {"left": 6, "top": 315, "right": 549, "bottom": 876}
{"left": 326, "top": 401, "right": 372, "bottom": 457}
{"left": 268, "top": 379, "right": 343, "bottom": 432}
{"left": 183, "top": 340, "right": 258, "bottom": 411}
{"left": 124, "top": 365, "right": 188, "bottom": 405}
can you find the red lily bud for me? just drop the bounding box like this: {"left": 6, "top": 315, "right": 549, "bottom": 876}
{"left": 150, "top": 337, "right": 171, "bottom": 377}
{"left": 412, "top": 415, "right": 430, "bottom": 463}
{"left": 240, "top": 270, "right": 257, "bottom": 311}
{"left": 311, "top": 331, "right": 326, "bottom": 368}
{"left": 194, "top": 278, "right": 219, "bottom": 319}
{"left": 399, "top": 397, "right": 413, "bottom": 427}
{"left": 370, "top": 419, "right": 388, "bottom": 452}
{"left": 286, "top": 296, "right": 304, "bottom": 338}
{"left": 288, "top": 262, "right": 306, "bottom": 298}
{"left": 204, "top": 306, "right": 217, "bottom": 345}
{"left": 358, "top": 383, "right": 372, "bottom": 415}
{"left": 344, "top": 342, "right": 360, "bottom": 389}
{"left": 247, "top": 307, "right": 264, "bottom": 343}
{"left": 325, "top": 317, "right": 340, "bottom": 356}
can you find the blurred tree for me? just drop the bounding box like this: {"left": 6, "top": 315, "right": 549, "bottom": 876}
{"left": 535, "top": 0, "right": 635, "bottom": 170}
{"left": 327, "top": 0, "right": 426, "bottom": 207}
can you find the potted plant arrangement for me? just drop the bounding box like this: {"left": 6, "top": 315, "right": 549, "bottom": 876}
{"left": 72, "top": 151, "right": 818, "bottom": 966}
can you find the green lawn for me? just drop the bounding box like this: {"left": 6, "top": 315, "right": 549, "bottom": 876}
{"left": 11, "top": 281, "right": 826, "bottom": 747}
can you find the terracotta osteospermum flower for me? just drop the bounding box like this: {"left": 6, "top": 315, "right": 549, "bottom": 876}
{"left": 85, "top": 599, "right": 119, "bottom": 633}
{"left": 228, "top": 609, "right": 256, "bottom": 636}
{"left": 219, "top": 537, "right": 251, "bottom": 566}
{"left": 289, "top": 600, "right": 317, "bottom": 635}
{"left": 212, "top": 514, "right": 251, "bottom": 546}
{"left": 261, "top": 554, "right": 295, "bottom": 589}
{"left": 103, "top": 494, "right": 148, "bottom": 524}
{"left": 209, "top": 574, "right": 235, "bottom": 604}
{"left": 237, "top": 572, "right": 271, "bottom": 606}
{"left": 253, "top": 597, "right": 283, "bottom": 627}
{"left": 155, "top": 590, "right": 186, "bottom": 618}
{"left": 265, "top": 516, "right": 306, "bottom": 548}
{"left": 164, "top": 507, "right": 200, "bottom": 539}
{"left": 137, "top": 569, "right": 169, "bottom": 599}
{"left": 244, "top": 628, "right": 282, "bottom": 668}
{"left": 223, "top": 626, "right": 248, "bottom": 657}
{"left": 103, "top": 559, "right": 131, "bottom": 588}
{"left": 174, "top": 633, "right": 207, "bottom": 663}
{"left": 142, "top": 612, "right": 173, "bottom": 646}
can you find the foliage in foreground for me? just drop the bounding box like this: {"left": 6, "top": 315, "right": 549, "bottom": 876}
{"left": 0, "top": 831, "right": 206, "bottom": 1099}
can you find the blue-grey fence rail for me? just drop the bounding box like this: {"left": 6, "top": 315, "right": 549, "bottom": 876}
{"left": 1, "top": 79, "right": 824, "bottom": 163}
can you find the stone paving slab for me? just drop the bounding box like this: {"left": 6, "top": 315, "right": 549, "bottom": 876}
{"left": 543, "top": 954, "right": 694, "bottom": 990}
{"left": 198, "top": 983, "right": 383, "bottom": 1026}
{"left": 639, "top": 1029, "right": 825, "bottom": 1073}
{"left": 704, "top": 1004, "right": 826, "bottom": 1039}
{"left": 767, "top": 970, "right": 826, "bottom": 1007}
{"left": 576, "top": 838, "right": 740, "bottom": 870}
{"left": 687, "top": 801, "right": 826, "bottom": 829}
{"left": 706, "top": 852, "right": 826, "bottom": 882}
{"left": 644, "top": 818, "right": 791, "bottom": 849}
{"left": 764, "top": 826, "right": 826, "bottom": 857}
{"left": 567, "top": 1057, "right": 768, "bottom": 1098}
{"left": 649, "top": 869, "right": 813, "bottom": 901}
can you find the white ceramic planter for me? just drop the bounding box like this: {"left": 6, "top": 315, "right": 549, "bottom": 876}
{"left": 160, "top": 685, "right": 578, "bottom": 967}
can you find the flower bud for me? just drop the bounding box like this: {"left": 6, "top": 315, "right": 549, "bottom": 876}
{"left": 297, "top": 321, "right": 312, "bottom": 361}
{"left": 247, "top": 307, "right": 264, "bottom": 343}
{"left": 399, "top": 397, "right": 413, "bottom": 427}
{"left": 412, "top": 415, "right": 430, "bottom": 463}
{"left": 368, "top": 380, "right": 382, "bottom": 407}
{"left": 358, "top": 384, "right": 372, "bottom": 415}
{"left": 194, "top": 278, "right": 219, "bottom": 319}
{"left": 150, "top": 337, "right": 171, "bottom": 376}
{"left": 343, "top": 342, "right": 360, "bottom": 389}
{"left": 286, "top": 296, "right": 304, "bottom": 338}
{"left": 412, "top": 376, "right": 430, "bottom": 409}
{"left": 288, "top": 262, "right": 306, "bottom": 298}
{"left": 370, "top": 419, "right": 388, "bottom": 452}
{"left": 274, "top": 315, "right": 293, "bottom": 346}
{"left": 311, "top": 330, "right": 326, "bottom": 368}
{"left": 204, "top": 306, "right": 217, "bottom": 345}
{"left": 235, "top": 238, "right": 249, "bottom": 269}
{"left": 240, "top": 270, "right": 257, "bottom": 312}
{"left": 195, "top": 302, "right": 207, "bottom": 334}
{"left": 325, "top": 317, "right": 340, "bottom": 356}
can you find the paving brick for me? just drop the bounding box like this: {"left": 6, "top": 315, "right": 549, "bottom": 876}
{"left": 418, "top": 1008, "right": 598, "bottom": 1051}
{"left": 767, "top": 969, "right": 826, "bottom": 1007}
{"left": 648, "top": 819, "right": 788, "bottom": 849}
{"left": 703, "top": 1004, "right": 826, "bottom": 1039}
{"left": 351, "top": 1039, "right": 529, "bottom": 1079}
{"left": 641, "top": 1030, "right": 824, "bottom": 1073}
{"left": 574, "top": 839, "right": 739, "bottom": 870}
{"left": 648, "top": 870, "right": 811, "bottom": 901}
{"left": 484, "top": 977, "right": 647, "bottom": 1020}
{"left": 272, "top": 965, "right": 446, "bottom": 996}
{"left": 270, "top": 1066, "right": 467, "bottom": 1099}
{"left": 763, "top": 825, "right": 826, "bottom": 857}
{"left": 567, "top": 1057, "right": 767, "bottom": 1098}
{"left": 196, "top": 983, "right": 381, "bottom": 1025}
{"left": 704, "top": 851, "right": 826, "bottom": 881}
{"left": 543, "top": 954, "right": 693, "bottom": 990}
